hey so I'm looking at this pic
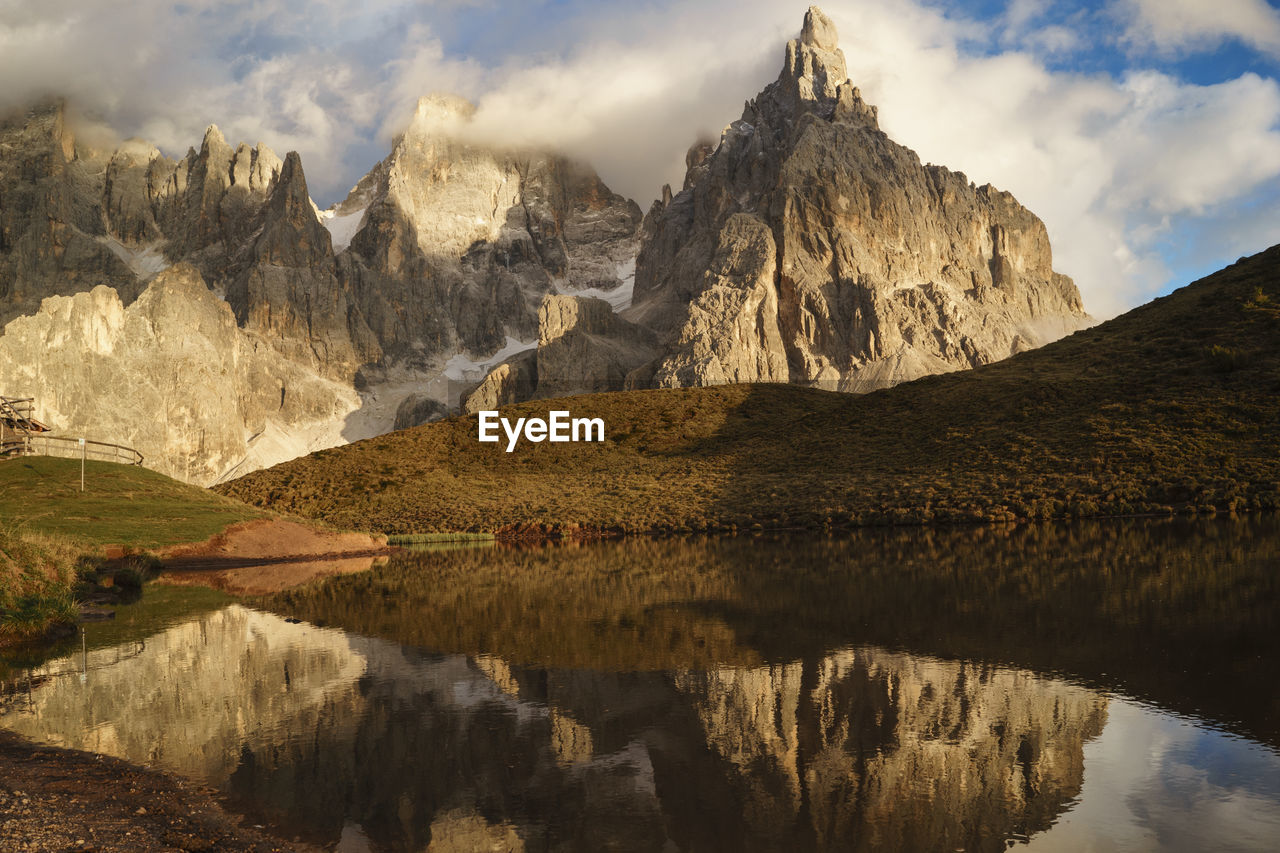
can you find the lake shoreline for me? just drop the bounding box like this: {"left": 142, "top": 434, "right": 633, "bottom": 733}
{"left": 4, "top": 516, "right": 1278, "bottom": 850}
{"left": 0, "top": 730, "right": 309, "bottom": 852}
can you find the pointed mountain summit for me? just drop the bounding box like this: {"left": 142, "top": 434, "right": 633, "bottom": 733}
{"left": 626, "top": 4, "right": 1089, "bottom": 392}
{"left": 466, "top": 6, "right": 1089, "bottom": 408}
{"left": 330, "top": 94, "right": 642, "bottom": 374}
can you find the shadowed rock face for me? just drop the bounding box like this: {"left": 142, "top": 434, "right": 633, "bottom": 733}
{"left": 462, "top": 293, "right": 657, "bottom": 412}
{"left": 0, "top": 102, "right": 145, "bottom": 323}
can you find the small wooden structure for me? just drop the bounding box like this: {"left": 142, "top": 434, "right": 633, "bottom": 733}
{"left": 1, "top": 396, "right": 50, "bottom": 457}
{"left": 0, "top": 395, "right": 143, "bottom": 465}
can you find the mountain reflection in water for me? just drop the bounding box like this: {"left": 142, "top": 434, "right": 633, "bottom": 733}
{"left": 1, "top": 517, "right": 1278, "bottom": 852}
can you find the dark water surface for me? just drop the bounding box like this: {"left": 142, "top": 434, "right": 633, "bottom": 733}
{"left": 3, "top": 518, "right": 1279, "bottom": 851}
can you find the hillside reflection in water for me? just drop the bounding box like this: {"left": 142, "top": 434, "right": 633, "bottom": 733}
{"left": 2, "top": 517, "right": 1278, "bottom": 851}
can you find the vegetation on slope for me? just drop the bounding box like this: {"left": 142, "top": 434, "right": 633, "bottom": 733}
{"left": 218, "top": 245, "right": 1280, "bottom": 535}
{"left": 0, "top": 530, "right": 79, "bottom": 644}
{"left": 0, "top": 457, "right": 263, "bottom": 547}
{"left": 0, "top": 457, "right": 263, "bottom": 642}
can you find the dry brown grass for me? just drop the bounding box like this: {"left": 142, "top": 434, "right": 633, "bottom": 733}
{"left": 218, "top": 245, "right": 1280, "bottom": 535}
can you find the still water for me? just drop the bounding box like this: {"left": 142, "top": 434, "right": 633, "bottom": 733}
{"left": 2, "top": 518, "right": 1279, "bottom": 851}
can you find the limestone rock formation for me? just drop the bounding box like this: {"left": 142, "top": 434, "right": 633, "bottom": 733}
{"left": 393, "top": 393, "right": 449, "bottom": 430}
{"left": 461, "top": 293, "right": 657, "bottom": 412}
{"left": 0, "top": 102, "right": 144, "bottom": 324}
{"left": 475, "top": 5, "right": 1088, "bottom": 400}
{"left": 0, "top": 264, "right": 358, "bottom": 485}
{"left": 628, "top": 6, "right": 1087, "bottom": 392}
{"left": 335, "top": 94, "right": 643, "bottom": 374}
{"left": 459, "top": 348, "right": 540, "bottom": 414}
{"left": 0, "top": 97, "right": 640, "bottom": 480}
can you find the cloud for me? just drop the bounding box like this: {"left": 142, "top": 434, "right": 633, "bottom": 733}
{"left": 2, "top": 0, "right": 1279, "bottom": 319}
{"left": 1120, "top": 0, "right": 1280, "bottom": 58}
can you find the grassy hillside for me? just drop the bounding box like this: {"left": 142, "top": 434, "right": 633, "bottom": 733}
{"left": 1, "top": 457, "right": 263, "bottom": 643}
{"left": 1, "top": 456, "right": 263, "bottom": 547}
{"left": 218, "top": 245, "right": 1280, "bottom": 535}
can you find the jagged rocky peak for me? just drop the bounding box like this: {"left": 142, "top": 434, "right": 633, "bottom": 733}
{"left": 333, "top": 91, "right": 642, "bottom": 371}
{"left": 624, "top": 4, "right": 1089, "bottom": 392}
{"left": 466, "top": 5, "right": 1087, "bottom": 402}
{"left": 783, "top": 5, "right": 848, "bottom": 106}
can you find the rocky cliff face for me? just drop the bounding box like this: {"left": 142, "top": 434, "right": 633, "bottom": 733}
{"left": 336, "top": 94, "right": 642, "bottom": 374}
{"left": 0, "top": 97, "right": 640, "bottom": 482}
{"left": 470, "top": 5, "right": 1088, "bottom": 403}
{"left": 0, "top": 264, "right": 359, "bottom": 484}
{"left": 0, "top": 103, "right": 144, "bottom": 324}
{"left": 634, "top": 5, "right": 1087, "bottom": 393}
{"left": 462, "top": 293, "right": 657, "bottom": 412}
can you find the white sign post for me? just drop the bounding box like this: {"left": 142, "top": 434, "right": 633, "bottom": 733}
{"left": 79, "top": 437, "right": 86, "bottom": 492}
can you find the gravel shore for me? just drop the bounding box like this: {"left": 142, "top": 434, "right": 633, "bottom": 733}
{"left": 0, "top": 732, "right": 309, "bottom": 853}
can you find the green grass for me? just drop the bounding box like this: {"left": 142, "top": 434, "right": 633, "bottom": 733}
{"left": 218, "top": 245, "right": 1280, "bottom": 535}
{"left": 385, "top": 532, "right": 496, "bottom": 546}
{"left": 0, "top": 456, "right": 264, "bottom": 548}
{"left": 0, "top": 457, "right": 263, "bottom": 642}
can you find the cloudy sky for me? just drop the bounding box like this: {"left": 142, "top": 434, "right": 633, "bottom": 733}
{"left": 3, "top": 0, "right": 1280, "bottom": 317}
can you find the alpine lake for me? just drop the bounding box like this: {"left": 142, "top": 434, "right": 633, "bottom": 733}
{"left": 2, "top": 517, "right": 1278, "bottom": 852}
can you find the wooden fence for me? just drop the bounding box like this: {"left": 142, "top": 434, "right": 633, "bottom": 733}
{"left": 1, "top": 434, "right": 144, "bottom": 466}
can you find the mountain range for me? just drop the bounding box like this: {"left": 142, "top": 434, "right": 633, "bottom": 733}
{"left": 0, "top": 6, "right": 1087, "bottom": 484}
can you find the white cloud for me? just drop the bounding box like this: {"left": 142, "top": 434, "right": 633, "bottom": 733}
{"left": 1121, "top": 0, "right": 1280, "bottom": 57}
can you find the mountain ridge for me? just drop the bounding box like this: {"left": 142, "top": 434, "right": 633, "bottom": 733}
{"left": 216, "top": 243, "right": 1280, "bottom": 534}
{"left": 3, "top": 6, "right": 1091, "bottom": 485}
{"left": 0, "top": 94, "right": 642, "bottom": 483}
{"left": 461, "top": 5, "right": 1088, "bottom": 410}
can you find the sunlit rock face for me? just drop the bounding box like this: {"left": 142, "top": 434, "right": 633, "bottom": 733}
{"left": 627, "top": 5, "right": 1088, "bottom": 392}
{"left": 472, "top": 5, "right": 1088, "bottom": 399}
{"left": 0, "top": 265, "right": 359, "bottom": 485}
{"left": 0, "top": 97, "right": 640, "bottom": 481}
{"left": 338, "top": 94, "right": 643, "bottom": 374}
